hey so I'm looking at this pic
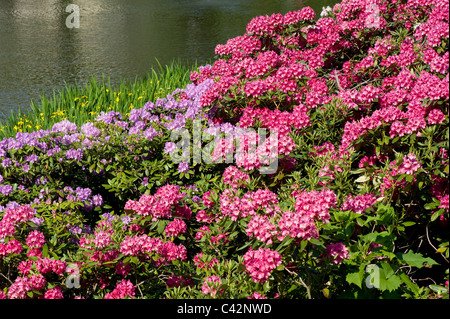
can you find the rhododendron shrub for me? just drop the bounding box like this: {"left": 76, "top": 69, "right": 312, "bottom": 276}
{"left": 1, "top": 0, "right": 448, "bottom": 299}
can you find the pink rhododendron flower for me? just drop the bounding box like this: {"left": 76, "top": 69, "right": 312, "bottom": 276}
{"left": 202, "top": 190, "right": 216, "bottom": 208}
{"left": 194, "top": 253, "right": 219, "bottom": 270}
{"left": 427, "top": 109, "right": 446, "bottom": 125}
{"left": 246, "top": 214, "right": 278, "bottom": 245}
{"left": 44, "top": 286, "right": 64, "bottom": 299}
{"left": 7, "top": 277, "right": 32, "bottom": 299}
{"left": 294, "top": 188, "right": 337, "bottom": 223}
{"left": 166, "top": 274, "right": 194, "bottom": 288}
{"left": 104, "top": 279, "right": 135, "bottom": 299}
{"left": 341, "top": 193, "right": 378, "bottom": 214}
{"left": 325, "top": 242, "right": 350, "bottom": 264}
{"left": 164, "top": 218, "right": 187, "bottom": 238}
{"left": 248, "top": 292, "right": 266, "bottom": 299}
{"left": 243, "top": 247, "right": 282, "bottom": 284}
{"left": 0, "top": 239, "right": 23, "bottom": 257}
{"left": 201, "top": 275, "right": 222, "bottom": 297}
{"left": 398, "top": 153, "right": 421, "bottom": 175}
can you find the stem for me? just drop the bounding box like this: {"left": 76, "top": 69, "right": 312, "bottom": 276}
{"left": 333, "top": 71, "right": 343, "bottom": 91}
{"left": 0, "top": 271, "right": 13, "bottom": 286}
{"left": 425, "top": 223, "right": 437, "bottom": 252}
{"left": 285, "top": 268, "right": 312, "bottom": 299}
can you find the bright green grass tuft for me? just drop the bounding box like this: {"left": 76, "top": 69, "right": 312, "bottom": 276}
{"left": 0, "top": 60, "right": 198, "bottom": 139}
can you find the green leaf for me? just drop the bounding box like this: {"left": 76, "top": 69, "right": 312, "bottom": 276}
{"left": 309, "top": 237, "right": 324, "bottom": 247}
{"left": 156, "top": 220, "right": 167, "bottom": 234}
{"left": 431, "top": 209, "right": 444, "bottom": 222}
{"left": 400, "top": 273, "right": 419, "bottom": 294}
{"left": 50, "top": 233, "right": 57, "bottom": 246}
{"left": 398, "top": 250, "right": 438, "bottom": 269}
{"left": 299, "top": 240, "right": 308, "bottom": 253}
{"left": 378, "top": 263, "right": 402, "bottom": 292}
{"left": 276, "top": 236, "right": 294, "bottom": 251}
{"left": 42, "top": 244, "right": 49, "bottom": 258}
{"left": 401, "top": 221, "right": 416, "bottom": 227}
{"left": 424, "top": 201, "right": 439, "bottom": 210}
{"left": 237, "top": 263, "right": 246, "bottom": 272}
{"left": 429, "top": 284, "right": 448, "bottom": 295}
{"left": 376, "top": 204, "right": 395, "bottom": 225}
{"left": 346, "top": 264, "right": 365, "bottom": 288}
{"left": 355, "top": 175, "right": 370, "bottom": 183}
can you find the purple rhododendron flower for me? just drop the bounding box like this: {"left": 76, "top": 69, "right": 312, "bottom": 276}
{"left": 0, "top": 184, "right": 13, "bottom": 195}
{"left": 52, "top": 119, "right": 78, "bottom": 134}
{"left": 25, "top": 154, "right": 39, "bottom": 164}
{"left": 76, "top": 187, "right": 92, "bottom": 201}
{"left": 178, "top": 162, "right": 190, "bottom": 173}
{"left": 95, "top": 111, "right": 122, "bottom": 124}
{"left": 92, "top": 194, "right": 103, "bottom": 207}
{"left": 65, "top": 148, "right": 84, "bottom": 161}
{"left": 81, "top": 122, "right": 101, "bottom": 138}
{"left": 164, "top": 142, "right": 177, "bottom": 154}
{"left": 2, "top": 158, "right": 12, "bottom": 168}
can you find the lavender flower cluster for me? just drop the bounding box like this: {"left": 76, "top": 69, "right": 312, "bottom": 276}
{"left": 0, "top": 73, "right": 222, "bottom": 209}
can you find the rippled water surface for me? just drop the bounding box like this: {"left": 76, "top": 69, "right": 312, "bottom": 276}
{"left": 0, "top": 0, "right": 337, "bottom": 117}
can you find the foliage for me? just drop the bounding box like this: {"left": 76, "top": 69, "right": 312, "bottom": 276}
{"left": 0, "top": 0, "right": 448, "bottom": 299}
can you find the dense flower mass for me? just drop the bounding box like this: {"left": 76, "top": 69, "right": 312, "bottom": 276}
{"left": 0, "top": 0, "right": 448, "bottom": 300}
{"left": 243, "top": 247, "right": 282, "bottom": 284}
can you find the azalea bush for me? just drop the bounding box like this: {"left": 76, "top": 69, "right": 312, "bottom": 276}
{"left": 0, "top": 0, "right": 449, "bottom": 299}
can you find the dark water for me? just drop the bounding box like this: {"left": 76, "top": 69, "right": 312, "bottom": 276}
{"left": 0, "top": 0, "right": 337, "bottom": 118}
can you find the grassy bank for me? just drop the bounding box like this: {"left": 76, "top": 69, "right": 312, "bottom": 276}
{"left": 0, "top": 60, "right": 198, "bottom": 139}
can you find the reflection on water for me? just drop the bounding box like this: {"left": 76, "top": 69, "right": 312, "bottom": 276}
{"left": 0, "top": 0, "right": 337, "bottom": 117}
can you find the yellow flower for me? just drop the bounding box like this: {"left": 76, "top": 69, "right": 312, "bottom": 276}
{"left": 17, "top": 121, "right": 24, "bottom": 126}
{"left": 74, "top": 97, "right": 80, "bottom": 102}
{"left": 35, "top": 125, "right": 42, "bottom": 130}
{"left": 115, "top": 97, "right": 120, "bottom": 103}
{"left": 128, "top": 93, "right": 133, "bottom": 96}
{"left": 129, "top": 104, "right": 134, "bottom": 110}
{"left": 138, "top": 96, "right": 143, "bottom": 100}
{"left": 53, "top": 110, "right": 65, "bottom": 117}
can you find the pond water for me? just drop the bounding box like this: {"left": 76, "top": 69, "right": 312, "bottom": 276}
{"left": 0, "top": 0, "right": 338, "bottom": 118}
